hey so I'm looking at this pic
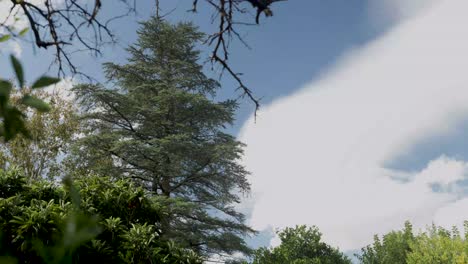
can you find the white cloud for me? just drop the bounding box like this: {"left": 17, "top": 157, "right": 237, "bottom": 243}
{"left": 239, "top": 0, "right": 468, "bottom": 251}
{"left": 433, "top": 198, "right": 468, "bottom": 231}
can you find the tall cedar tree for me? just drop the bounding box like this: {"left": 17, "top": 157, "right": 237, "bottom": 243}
{"left": 71, "top": 18, "right": 253, "bottom": 256}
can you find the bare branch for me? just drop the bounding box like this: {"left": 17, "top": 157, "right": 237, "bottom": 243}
{"left": 1, "top": 0, "right": 286, "bottom": 112}
{"left": 193, "top": 0, "right": 286, "bottom": 115}
{"left": 2, "top": 0, "right": 135, "bottom": 77}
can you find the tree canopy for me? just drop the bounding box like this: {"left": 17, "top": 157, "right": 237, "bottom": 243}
{"left": 251, "top": 225, "right": 352, "bottom": 264}
{"left": 0, "top": 89, "right": 79, "bottom": 180}
{"left": 406, "top": 224, "right": 468, "bottom": 264}
{"left": 358, "top": 221, "right": 468, "bottom": 264}
{"left": 358, "top": 221, "right": 415, "bottom": 264}
{"left": 70, "top": 17, "right": 253, "bottom": 257}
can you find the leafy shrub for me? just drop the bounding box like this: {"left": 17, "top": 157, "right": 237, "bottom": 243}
{"left": 0, "top": 168, "right": 202, "bottom": 263}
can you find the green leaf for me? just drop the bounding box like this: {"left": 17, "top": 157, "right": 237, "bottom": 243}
{"left": 19, "top": 28, "right": 29, "bottom": 37}
{"left": 0, "top": 80, "right": 12, "bottom": 105}
{"left": 21, "top": 95, "right": 51, "bottom": 112}
{"left": 32, "top": 76, "right": 61, "bottom": 89}
{"left": 2, "top": 107, "right": 28, "bottom": 141}
{"left": 0, "top": 256, "right": 17, "bottom": 264}
{"left": 0, "top": 34, "right": 11, "bottom": 42}
{"left": 10, "top": 55, "right": 24, "bottom": 88}
{"left": 0, "top": 79, "right": 12, "bottom": 95}
{"left": 63, "top": 176, "right": 81, "bottom": 209}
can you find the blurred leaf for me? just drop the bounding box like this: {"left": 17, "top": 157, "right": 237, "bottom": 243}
{"left": 32, "top": 76, "right": 61, "bottom": 89}
{"left": 0, "top": 256, "right": 17, "bottom": 264}
{"left": 10, "top": 55, "right": 24, "bottom": 88}
{"left": 0, "top": 80, "right": 12, "bottom": 101}
{"left": 0, "top": 35, "right": 11, "bottom": 42}
{"left": 2, "top": 107, "right": 28, "bottom": 141}
{"left": 18, "top": 28, "right": 29, "bottom": 37}
{"left": 0, "top": 79, "right": 12, "bottom": 91}
{"left": 62, "top": 176, "right": 82, "bottom": 211}
{"left": 21, "top": 95, "right": 51, "bottom": 112}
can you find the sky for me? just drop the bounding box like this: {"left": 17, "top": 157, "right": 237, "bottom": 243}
{"left": 239, "top": 0, "right": 468, "bottom": 254}
{"left": 2, "top": 0, "right": 468, "bottom": 258}
{"left": 0, "top": 0, "right": 387, "bottom": 131}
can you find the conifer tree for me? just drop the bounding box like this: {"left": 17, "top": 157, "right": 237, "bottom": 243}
{"left": 71, "top": 18, "right": 253, "bottom": 256}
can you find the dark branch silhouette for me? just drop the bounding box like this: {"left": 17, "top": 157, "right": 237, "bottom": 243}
{"left": 1, "top": 0, "right": 286, "bottom": 113}
{"left": 245, "top": 0, "right": 286, "bottom": 24}
{"left": 190, "top": 0, "right": 286, "bottom": 114}
{"left": 1, "top": 0, "right": 133, "bottom": 78}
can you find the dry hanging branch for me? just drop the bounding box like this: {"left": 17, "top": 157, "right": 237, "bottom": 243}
{"left": 1, "top": 0, "right": 286, "bottom": 112}
{"left": 190, "top": 0, "right": 286, "bottom": 115}
{"left": 1, "top": 0, "right": 136, "bottom": 78}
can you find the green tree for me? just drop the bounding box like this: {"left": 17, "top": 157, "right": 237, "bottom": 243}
{"left": 70, "top": 18, "right": 253, "bottom": 256}
{"left": 406, "top": 224, "right": 468, "bottom": 264}
{"left": 358, "top": 221, "right": 415, "bottom": 264}
{"left": 0, "top": 167, "right": 202, "bottom": 264}
{"left": 252, "top": 225, "right": 351, "bottom": 264}
{"left": 0, "top": 90, "right": 79, "bottom": 180}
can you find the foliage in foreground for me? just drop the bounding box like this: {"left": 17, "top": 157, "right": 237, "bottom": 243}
{"left": 0, "top": 168, "right": 201, "bottom": 264}
{"left": 0, "top": 55, "right": 60, "bottom": 141}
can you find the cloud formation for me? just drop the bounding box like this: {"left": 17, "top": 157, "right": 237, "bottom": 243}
{"left": 239, "top": 0, "right": 468, "bottom": 251}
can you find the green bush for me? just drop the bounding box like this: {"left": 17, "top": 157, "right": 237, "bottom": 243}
{"left": 358, "top": 221, "right": 468, "bottom": 264}
{"left": 0, "top": 167, "right": 202, "bottom": 263}
{"left": 251, "top": 225, "right": 351, "bottom": 264}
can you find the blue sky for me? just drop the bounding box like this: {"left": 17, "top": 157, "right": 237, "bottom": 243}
{"left": 239, "top": 0, "right": 468, "bottom": 252}
{"left": 1, "top": 0, "right": 390, "bottom": 131}
{"left": 3, "top": 0, "right": 468, "bottom": 258}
